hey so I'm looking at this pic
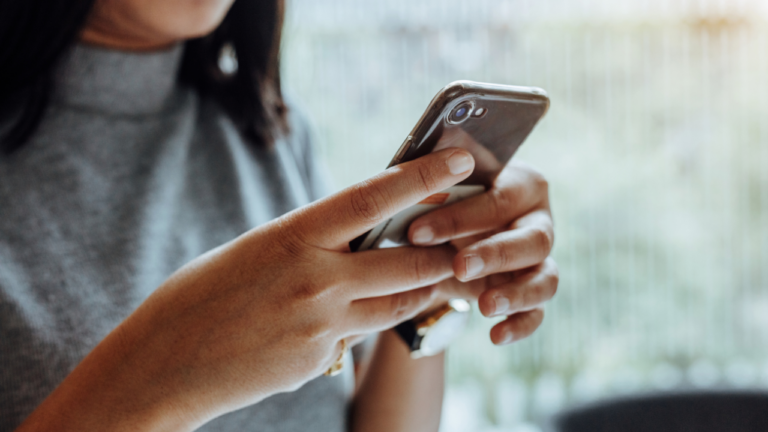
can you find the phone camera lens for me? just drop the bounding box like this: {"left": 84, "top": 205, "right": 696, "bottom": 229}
{"left": 448, "top": 101, "right": 474, "bottom": 124}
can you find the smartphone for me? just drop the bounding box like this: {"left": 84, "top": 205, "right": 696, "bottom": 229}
{"left": 350, "top": 80, "right": 550, "bottom": 252}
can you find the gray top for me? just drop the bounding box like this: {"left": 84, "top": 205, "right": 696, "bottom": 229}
{"left": 0, "top": 44, "right": 353, "bottom": 431}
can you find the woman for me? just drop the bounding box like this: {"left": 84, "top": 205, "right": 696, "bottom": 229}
{"left": 0, "top": 0, "right": 559, "bottom": 431}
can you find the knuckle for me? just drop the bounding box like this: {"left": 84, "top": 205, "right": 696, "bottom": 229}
{"left": 416, "top": 163, "right": 440, "bottom": 194}
{"left": 442, "top": 210, "right": 462, "bottom": 238}
{"left": 408, "top": 252, "right": 430, "bottom": 285}
{"left": 294, "top": 281, "right": 324, "bottom": 302}
{"left": 490, "top": 186, "right": 519, "bottom": 223}
{"left": 529, "top": 226, "right": 554, "bottom": 257}
{"left": 270, "top": 218, "right": 321, "bottom": 264}
{"left": 293, "top": 276, "right": 336, "bottom": 308}
{"left": 531, "top": 308, "right": 545, "bottom": 325}
{"left": 389, "top": 293, "right": 410, "bottom": 322}
{"left": 491, "top": 241, "right": 512, "bottom": 272}
{"left": 521, "top": 285, "right": 537, "bottom": 310}
{"left": 349, "top": 180, "right": 393, "bottom": 223}
{"left": 297, "top": 316, "right": 334, "bottom": 342}
{"left": 280, "top": 231, "right": 312, "bottom": 261}
{"left": 520, "top": 164, "right": 549, "bottom": 194}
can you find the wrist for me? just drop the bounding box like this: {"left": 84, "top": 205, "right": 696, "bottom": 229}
{"left": 395, "top": 299, "right": 471, "bottom": 359}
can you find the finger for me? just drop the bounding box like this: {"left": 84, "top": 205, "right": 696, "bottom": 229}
{"left": 478, "top": 257, "right": 559, "bottom": 317}
{"left": 344, "top": 286, "right": 437, "bottom": 335}
{"left": 433, "top": 276, "right": 489, "bottom": 301}
{"left": 453, "top": 209, "right": 554, "bottom": 282}
{"left": 433, "top": 259, "right": 544, "bottom": 303}
{"left": 292, "top": 149, "right": 475, "bottom": 249}
{"left": 490, "top": 309, "right": 545, "bottom": 345}
{"left": 342, "top": 245, "right": 456, "bottom": 299}
{"left": 408, "top": 161, "right": 549, "bottom": 246}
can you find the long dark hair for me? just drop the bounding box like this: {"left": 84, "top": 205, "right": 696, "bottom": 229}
{"left": 0, "top": 0, "right": 287, "bottom": 154}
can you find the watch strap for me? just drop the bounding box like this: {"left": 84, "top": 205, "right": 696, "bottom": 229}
{"left": 394, "top": 319, "right": 422, "bottom": 352}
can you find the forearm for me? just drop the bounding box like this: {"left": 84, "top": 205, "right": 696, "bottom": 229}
{"left": 351, "top": 330, "right": 445, "bottom": 432}
{"left": 16, "top": 314, "right": 197, "bottom": 432}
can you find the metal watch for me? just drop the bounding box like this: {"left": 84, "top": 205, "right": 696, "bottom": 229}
{"left": 394, "top": 299, "right": 471, "bottom": 359}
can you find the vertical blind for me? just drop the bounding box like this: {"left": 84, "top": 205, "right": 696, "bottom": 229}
{"left": 282, "top": 0, "right": 768, "bottom": 430}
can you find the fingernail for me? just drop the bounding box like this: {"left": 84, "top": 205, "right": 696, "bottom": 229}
{"left": 464, "top": 255, "right": 484, "bottom": 279}
{"left": 500, "top": 330, "right": 515, "bottom": 345}
{"left": 492, "top": 296, "right": 510, "bottom": 316}
{"left": 412, "top": 225, "right": 435, "bottom": 244}
{"left": 447, "top": 152, "right": 473, "bottom": 175}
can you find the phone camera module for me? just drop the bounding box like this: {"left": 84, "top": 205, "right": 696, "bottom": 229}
{"left": 447, "top": 101, "right": 474, "bottom": 124}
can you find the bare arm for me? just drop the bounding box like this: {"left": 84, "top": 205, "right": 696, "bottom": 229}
{"left": 351, "top": 160, "right": 560, "bottom": 432}
{"left": 14, "top": 149, "right": 475, "bottom": 432}
{"left": 16, "top": 319, "right": 193, "bottom": 432}
{"left": 351, "top": 330, "right": 444, "bottom": 432}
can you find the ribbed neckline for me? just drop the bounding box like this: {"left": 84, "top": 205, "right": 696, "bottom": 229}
{"left": 52, "top": 43, "right": 184, "bottom": 116}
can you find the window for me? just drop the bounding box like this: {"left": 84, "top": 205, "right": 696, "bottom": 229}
{"left": 283, "top": 1, "right": 768, "bottom": 430}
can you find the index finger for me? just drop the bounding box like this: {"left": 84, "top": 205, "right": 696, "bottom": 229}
{"left": 292, "top": 149, "right": 475, "bottom": 249}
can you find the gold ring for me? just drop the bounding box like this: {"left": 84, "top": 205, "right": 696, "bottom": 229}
{"left": 324, "top": 339, "right": 348, "bottom": 377}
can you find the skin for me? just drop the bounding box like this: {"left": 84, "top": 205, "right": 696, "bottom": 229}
{"left": 18, "top": 1, "right": 559, "bottom": 431}
{"left": 81, "top": 0, "right": 236, "bottom": 50}
{"left": 418, "top": 159, "right": 557, "bottom": 344}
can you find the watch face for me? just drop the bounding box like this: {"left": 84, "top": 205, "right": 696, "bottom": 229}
{"left": 419, "top": 310, "right": 470, "bottom": 356}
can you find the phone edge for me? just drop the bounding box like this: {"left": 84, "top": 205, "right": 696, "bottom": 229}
{"left": 387, "top": 80, "right": 550, "bottom": 169}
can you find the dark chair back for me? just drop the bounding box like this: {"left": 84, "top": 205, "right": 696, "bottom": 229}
{"left": 548, "top": 391, "right": 768, "bottom": 432}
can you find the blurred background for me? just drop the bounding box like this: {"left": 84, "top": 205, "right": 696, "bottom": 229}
{"left": 281, "top": 0, "right": 768, "bottom": 430}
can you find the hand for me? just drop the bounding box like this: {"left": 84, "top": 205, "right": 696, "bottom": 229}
{"left": 407, "top": 160, "right": 558, "bottom": 346}
{"left": 23, "top": 149, "right": 477, "bottom": 431}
